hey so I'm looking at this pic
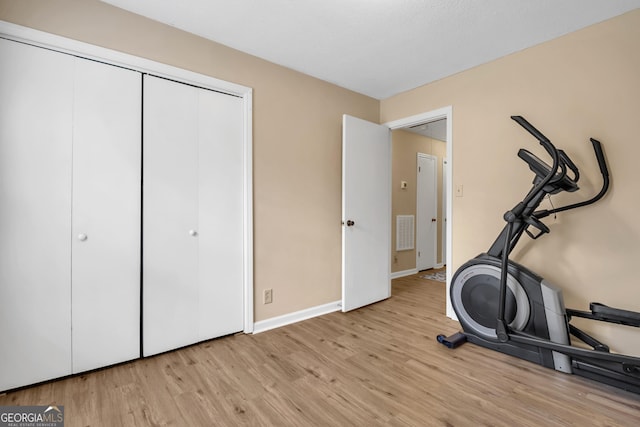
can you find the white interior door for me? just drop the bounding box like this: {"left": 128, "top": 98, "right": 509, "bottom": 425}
{"left": 416, "top": 153, "right": 437, "bottom": 271}
{"left": 71, "top": 58, "right": 141, "bottom": 372}
{"left": 342, "top": 115, "right": 391, "bottom": 312}
{"left": 0, "top": 39, "right": 73, "bottom": 390}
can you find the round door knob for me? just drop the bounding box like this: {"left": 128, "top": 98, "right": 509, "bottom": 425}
{"left": 78, "top": 233, "right": 88, "bottom": 241}
{"left": 346, "top": 220, "right": 355, "bottom": 227}
{"left": 189, "top": 229, "right": 198, "bottom": 236}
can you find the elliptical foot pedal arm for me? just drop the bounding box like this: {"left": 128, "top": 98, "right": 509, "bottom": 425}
{"left": 569, "top": 324, "right": 609, "bottom": 352}
{"left": 590, "top": 302, "right": 640, "bottom": 327}
{"left": 437, "top": 332, "right": 467, "bottom": 349}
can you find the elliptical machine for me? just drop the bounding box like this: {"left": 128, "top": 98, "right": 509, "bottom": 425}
{"left": 443, "top": 115, "right": 640, "bottom": 394}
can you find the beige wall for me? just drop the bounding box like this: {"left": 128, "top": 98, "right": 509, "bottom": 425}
{"left": 391, "top": 130, "right": 445, "bottom": 273}
{"left": 382, "top": 10, "right": 640, "bottom": 356}
{"left": 0, "top": 0, "right": 379, "bottom": 322}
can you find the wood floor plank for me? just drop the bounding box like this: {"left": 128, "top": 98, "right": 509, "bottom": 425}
{"left": 1, "top": 270, "right": 639, "bottom": 426}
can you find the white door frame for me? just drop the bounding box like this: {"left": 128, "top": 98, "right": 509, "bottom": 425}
{"left": 442, "top": 158, "right": 448, "bottom": 267}
{"left": 0, "top": 21, "right": 255, "bottom": 332}
{"left": 384, "top": 106, "right": 454, "bottom": 318}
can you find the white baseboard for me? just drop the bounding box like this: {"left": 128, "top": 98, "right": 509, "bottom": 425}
{"left": 390, "top": 268, "right": 418, "bottom": 279}
{"left": 435, "top": 263, "right": 444, "bottom": 269}
{"left": 253, "top": 300, "right": 342, "bottom": 334}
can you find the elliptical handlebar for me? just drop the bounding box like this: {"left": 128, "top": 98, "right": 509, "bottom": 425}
{"left": 558, "top": 149, "right": 579, "bottom": 183}
{"left": 590, "top": 138, "right": 609, "bottom": 179}
{"left": 534, "top": 137, "right": 610, "bottom": 218}
{"left": 506, "top": 116, "right": 561, "bottom": 220}
{"left": 511, "top": 115, "right": 558, "bottom": 165}
{"left": 508, "top": 116, "right": 611, "bottom": 221}
{"left": 511, "top": 115, "right": 550, "bottom": 144}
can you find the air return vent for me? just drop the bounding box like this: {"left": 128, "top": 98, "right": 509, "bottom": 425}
{"left": 396, "top": 215, "right": 415, "bottom": 251}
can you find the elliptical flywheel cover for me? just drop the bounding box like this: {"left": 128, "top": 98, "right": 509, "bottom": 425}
{"left": 451, "top": 264, "right": 530, "bottom": 340}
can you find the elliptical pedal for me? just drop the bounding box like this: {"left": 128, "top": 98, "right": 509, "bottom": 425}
{"left": 437, "top": 332, "right": 467, "bottom": 349}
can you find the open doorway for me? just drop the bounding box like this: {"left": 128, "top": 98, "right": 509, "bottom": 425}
{"left": 384, "top": 107, "right": 453, "bottom": 317}
{"left": 390, "top": 120, "right": 446, "bottom": 272}
{"left": 409, "top": 120, "right": 446, "bottom": 272}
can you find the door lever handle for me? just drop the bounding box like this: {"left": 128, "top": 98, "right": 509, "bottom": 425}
{"left": 344, "top": 220, "right": 355, "bottom": 227}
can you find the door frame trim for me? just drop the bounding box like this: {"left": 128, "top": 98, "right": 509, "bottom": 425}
{"left": 0, "top": 20, "right": 255, "bottom": 332}
{"left": 442, "top": 157, "right": 448, "bottom": 269}
{"left": 383, "top": 106, "right": 454, "bottom": 318}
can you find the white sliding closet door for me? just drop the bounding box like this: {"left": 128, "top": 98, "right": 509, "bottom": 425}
{"left": 197, "top": 86, "right": 244, "bottom": 340}
{"left": 71, "top": 58, "right": 141, "bottom": 372}
{"left": 0, "top": 38, "right": 74, "bottom": 391}
{"left": 143, "top": 75, "right": 244, "bottom": 357}
{"left": 143, "top": 76, "right": 200, "bottom": 355}
{"left": 0, "top": 38, "right": 141, "bottom": 391}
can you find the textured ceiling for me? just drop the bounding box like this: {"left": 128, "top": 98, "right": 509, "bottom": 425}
{"left": 101, "top": 0, "right": 640, "bottom": 99}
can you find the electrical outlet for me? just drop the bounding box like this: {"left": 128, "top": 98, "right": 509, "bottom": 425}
{"left": 456, "top": 184, "right": 464, "bottom": 197}
{"left": 264, "top": 289, "right": 273, "bottom": 304}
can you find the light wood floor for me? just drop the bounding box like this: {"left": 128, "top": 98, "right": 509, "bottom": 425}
{"left": 2, "top": 272, "right": 639, "bottom": 426}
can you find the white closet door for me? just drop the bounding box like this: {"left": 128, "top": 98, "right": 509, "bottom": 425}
{"left": 143, "top": 75, "right": 200, "bottom": 356}
{"left": 0, "top": 39, "right": 73, "bottom": 390}
{"left": 143, "top": 75, "right": 244, "bottom": 356}
{"left": 197, "top": 88, "right": 244, "bottom": 339}
{"left": 71, "top": 59, "right": 141, "bottom": 372}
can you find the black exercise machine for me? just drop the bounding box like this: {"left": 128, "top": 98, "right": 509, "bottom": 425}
{"left": 439, "top": 116, "right": 640, "bottom": 394}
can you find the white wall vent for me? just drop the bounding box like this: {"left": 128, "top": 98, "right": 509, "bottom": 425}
{"left": 396, "top": 215, "right": 415, "bottom": 251}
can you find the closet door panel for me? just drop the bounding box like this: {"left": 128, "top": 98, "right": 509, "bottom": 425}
{"left": 0, "top": 39, "right": 73, "bottom": 390}
{"left": 71, "top": 58, "right": 142, "bottom": 372}
{"left": 197, "top": 91, "right": 245, "bottom": 339}
{"left": 143, "top": 75, "right": 199, "bottom": 356}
